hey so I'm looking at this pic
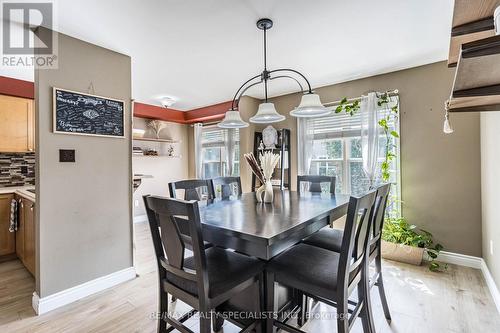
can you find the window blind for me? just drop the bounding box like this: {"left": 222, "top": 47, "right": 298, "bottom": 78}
{"left": 310, "top": 99, "right": 398, "bottom": 140}
{"left": 202, "top": 127, "right": 240, "bottom": 148}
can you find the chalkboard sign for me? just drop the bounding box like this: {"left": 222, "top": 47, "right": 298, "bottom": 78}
{"left": 53, "top": 88, "right": 125, "bottom": 138}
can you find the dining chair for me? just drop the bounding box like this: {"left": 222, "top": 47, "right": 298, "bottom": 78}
{"left": 168, "top": 179, "right": 215, "bottom": 201}
{"left": 297, "top": 175, "right": 336, "bottom": 194}
{"left": 211, "top": 176, "right": 242, "bottom": 199}
{"left": 302, "top": 183, "right": 392, "bottom": 328}
{"left": 143, "top": 195, "right": 265, "bottom": 333}
{"left": 265, "top": 190, "right": 377, "bottom": 333}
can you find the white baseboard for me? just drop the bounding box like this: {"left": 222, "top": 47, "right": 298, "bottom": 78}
{"left": 32, "top": 267, "right": 136, "bottom": 315}
{"left": 480, "top": 259, "right": 500, "bottom": 314}
{"left": 436, "top": 251, "right": 482, "bottom": 269}
{"left": 133, "top": 214, "right": 147, "bottom": 224}
{"left": 436, "top": 251, "right": 500, "bottom": 314}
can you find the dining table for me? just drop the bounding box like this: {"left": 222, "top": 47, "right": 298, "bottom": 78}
{"left": 198, "top": 189, "right": 350, "bottom": 330}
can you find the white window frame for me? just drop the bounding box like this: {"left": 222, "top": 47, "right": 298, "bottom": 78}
{"left": 201, "top": 126, "right": 240, "bottom": 179}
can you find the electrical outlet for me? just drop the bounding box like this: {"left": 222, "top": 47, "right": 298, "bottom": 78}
{"left": 134, "top": 200, "right": 139, "bottom": 207}
{"left": 490, "top": 240, "right": 494, "bottom": 256}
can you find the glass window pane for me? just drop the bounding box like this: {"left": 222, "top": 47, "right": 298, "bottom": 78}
{"left": 349, "top": 161, "right": 370, "bottom": 195}
{"left": 204, "top": 162, "right": 221, "bottom": 179}
{"left": 350, "top": 138, "right": 362, "bottom": 158}
{"left": 312, "top": 139, "right": 342, "bottom": 159}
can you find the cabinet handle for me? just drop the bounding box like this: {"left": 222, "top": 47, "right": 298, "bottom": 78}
{"left": 30, "top": 204, "right": 34, "bottom": 211}
{"left": 20, "top": 201, "right": 24, "bottom": 208}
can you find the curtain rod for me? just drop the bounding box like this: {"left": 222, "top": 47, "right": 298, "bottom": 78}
{"left": 323, "top": 89, "right": 399, "bottom": 107}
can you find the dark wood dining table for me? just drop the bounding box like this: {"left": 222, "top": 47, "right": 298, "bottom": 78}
{"left": 198, "top": 190, "right": 350, "bottom": 330}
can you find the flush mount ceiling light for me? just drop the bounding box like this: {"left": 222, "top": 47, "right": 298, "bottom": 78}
{"left": 218, "top": 18, "right": 330, "bottom": 129}
{"left": 160, "top": 97, "right": 176, "bottom": 108}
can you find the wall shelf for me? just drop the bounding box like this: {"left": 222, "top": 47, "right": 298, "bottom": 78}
{"left": 447, "top": 0, "right": 500, "bottom": 67}
{"left": 449, "top": 35, "right": 500, "bottom": 112}
{"left": 132, "top": 154, "right": 182, "bottom": 158}
{"left": 132, "top": 137, "right": 180, "bottom": 143}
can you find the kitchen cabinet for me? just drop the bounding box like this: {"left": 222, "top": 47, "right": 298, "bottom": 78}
{"left": 16, "top": 196, "right": 35, "bottom": 276}
{"left": 0, "top": 194, "right": 16, "bottom": 257}
{"left": 0, "top": 94, "right": 35, "bottom": 153}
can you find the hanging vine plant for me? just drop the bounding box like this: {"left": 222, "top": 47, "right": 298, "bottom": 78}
{"left": 335, "top": 93, "right": 399, "bottom": 182}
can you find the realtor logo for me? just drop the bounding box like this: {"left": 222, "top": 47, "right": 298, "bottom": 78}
{"left": 1, "top": 0, "right": 58, "bottom": 68}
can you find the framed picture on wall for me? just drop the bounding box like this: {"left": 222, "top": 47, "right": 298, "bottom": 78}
{"left": 52, "top": 87, "right": 125, "bottom": 138}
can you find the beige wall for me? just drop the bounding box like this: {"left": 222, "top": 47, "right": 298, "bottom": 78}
{"left": 268, "top": 61, "right": 481, "bottom": 256}
{"left": 35, "top": 31, "right": 133, "bottom": 297}
{"left": 480, "top": 112, "right": 500, "bottom": 288}
{"left": 132, "top": 118, "right": 189, "bottom": 216}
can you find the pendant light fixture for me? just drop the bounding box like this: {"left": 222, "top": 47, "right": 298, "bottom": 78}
{"left": 218, "top": 18, "right": 330, "bottom": 128}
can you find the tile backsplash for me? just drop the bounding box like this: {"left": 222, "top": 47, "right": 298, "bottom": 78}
{"left": 0, "top": 153, "right": 35, "bottom": 187}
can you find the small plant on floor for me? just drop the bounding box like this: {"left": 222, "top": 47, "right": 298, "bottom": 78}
{"left": 382, "top": 217, "right": 446, "bottom": 272}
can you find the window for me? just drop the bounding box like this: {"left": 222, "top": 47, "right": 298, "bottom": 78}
{"left": 201, "top": 126, "right": 239, "bottom": 179}
{"left": 307, "top": 97, "right": 400, "bottom": 200}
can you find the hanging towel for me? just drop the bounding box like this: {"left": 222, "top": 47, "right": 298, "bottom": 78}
{"left": 9, "top": 199, "right": 18, "bottom": 232}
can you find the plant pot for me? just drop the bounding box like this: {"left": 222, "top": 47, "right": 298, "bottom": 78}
{"left": 263, "top": 181, "right": 273, "bottom": 203}
{"left": 381, "top": 240, "right": 424, "bottom": 266}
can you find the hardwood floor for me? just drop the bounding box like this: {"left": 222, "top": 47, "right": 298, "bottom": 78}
{"left": 0, "top": 222, "right": 499, "bottom": 332}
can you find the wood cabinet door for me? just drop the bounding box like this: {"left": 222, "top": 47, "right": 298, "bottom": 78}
{"left": 0, "top": 95, "right": 34, "bottom": 153}
{"left": 24, "top": 199, "right": 35, "bottom": 275}
{"left": 16, "top": 197, "right": 25, "bottom": 261}
{"left": 0, "top": 194, "right": 16, "bottom": 256}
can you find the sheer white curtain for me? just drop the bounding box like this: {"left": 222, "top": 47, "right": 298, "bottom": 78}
{"left": 360, "top": 92, "right": 380, "bottom": 186}
{"left": 193, "top": 123, "right": 203, "bottom": 178}
{"left": 297, "top": 117, "right": 314, "bottom": 175}
{"left": 224, "top": 128, "right": 236, "bottom": 176}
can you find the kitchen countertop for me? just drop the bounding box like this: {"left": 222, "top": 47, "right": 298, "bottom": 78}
{"left": 0, "top": 186, "right": 35, "bottom": 201}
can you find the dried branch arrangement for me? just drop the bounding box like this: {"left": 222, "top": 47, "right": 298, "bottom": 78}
{"left": 244, "top": 153, "right": 264, "bottom": 183}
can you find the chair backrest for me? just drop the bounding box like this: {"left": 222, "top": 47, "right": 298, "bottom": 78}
{"left": 371, "top": 183, "right": 391, "bottom": 242}
{"left": 297, "top": 175, "right": 336, "bottom": 194}
{"left": 211, "top": 176, "right": 242, "bottom": 199}
{"left": 169, "top": 179, "right": 215, "bottom": 201}
{"left": 338, "top": 190, "right": 376, "bottom": 290}
{"left": 143, "top": 195, "right": 209, "bottom": 300}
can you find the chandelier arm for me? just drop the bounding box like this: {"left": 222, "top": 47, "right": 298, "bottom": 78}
{"left": 230, "top": 74, "right": 262, "bottom": 110}
{"left": 269, "top": 75, "right": 304, "bottom": 93}
{"left": 234, "top": 80, "right": 264, "bottom": 109}
{"left": 269, "top": 68, "right": 313, "bottom": 93}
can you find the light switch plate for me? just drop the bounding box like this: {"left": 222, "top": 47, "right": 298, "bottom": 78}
{"left": 59, "top": 149, "right": 75, "bottom": 162}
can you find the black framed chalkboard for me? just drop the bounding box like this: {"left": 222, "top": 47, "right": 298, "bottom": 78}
{"left": 53, "top": 87, "right": 125, "bottom": 138}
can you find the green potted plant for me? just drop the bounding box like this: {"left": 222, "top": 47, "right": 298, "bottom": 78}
{"left": 381, "top": 217, "right": 444, "bottom": 271}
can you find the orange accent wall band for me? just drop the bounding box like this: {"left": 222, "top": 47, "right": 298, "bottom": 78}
{"left": 133, "top": 100, "right": 231, "bottom": 124}
{"left": 0, "top": 76, "right": 34, "bottom": 99}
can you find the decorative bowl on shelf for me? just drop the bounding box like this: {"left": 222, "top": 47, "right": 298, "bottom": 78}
{"left": 132, "top": 128, "right": 146, "bottom": 138}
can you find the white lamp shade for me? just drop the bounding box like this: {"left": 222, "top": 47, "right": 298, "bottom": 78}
{"left": 218, "top": 110, "right": 249, "bottom": 128}
{"left": 290, "top": 93, "right": 331, "bottom": 118}
{"left": 249, "top": 102, "right": 285, "bottom": 123}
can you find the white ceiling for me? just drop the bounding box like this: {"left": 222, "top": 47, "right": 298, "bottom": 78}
{"left": 3, "top": 0, "right": 454, "bottom": 110}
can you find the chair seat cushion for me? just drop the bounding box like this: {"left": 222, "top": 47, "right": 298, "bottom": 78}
{"left": 167, "top": 247, "right": 264, "bottom": 298}
{"left": 303, "top": 228, "right": 343, "bottom": 252}
{"left": 267, "top": 243, "right": 342, "bottom": 300}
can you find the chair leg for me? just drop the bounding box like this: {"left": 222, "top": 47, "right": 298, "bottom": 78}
{"left": 297, "top": 293, "right": 309, "bottom": 327}
{"left": 336, "top": 294, "right": 349, "bottom": 333}
{"left": 357, "top": 282, "right": 371, "bottom": 333}
{"left": 212, "top": 311, "right": 224, "bottom": 332}
{"left": 199, "top": 310, "right": 211, "bottom": 333}
{"left": 376, "top": 255, "right": 391, "bottom": 322}
{"left": 362, "top": 266, "right": 376, "bottom": 333}
{"left": 159, "top": 291, "right": 168, "bottom": 333}
{"left": 265, "top": 271, "right": 276, "bottom": 333}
